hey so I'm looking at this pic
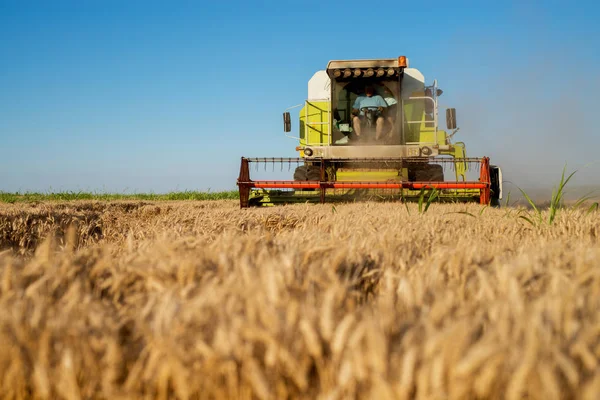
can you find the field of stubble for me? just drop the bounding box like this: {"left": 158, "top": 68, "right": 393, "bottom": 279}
{"left": 0, "top": 200, "right": 599, "bottom": 399}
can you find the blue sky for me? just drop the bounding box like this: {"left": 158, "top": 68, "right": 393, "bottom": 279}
{"left": 1, "top": 0, "right": 599, "bottom": 192}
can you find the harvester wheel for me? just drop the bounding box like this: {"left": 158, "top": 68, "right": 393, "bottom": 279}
{"left": 294, "top": 165, "right": 322, "bottom": 181}
{"left": 490, "top": 165, "right": 501, "bottom": 207}
{"left": 413, "top": 164, "right": 444, "bottom": 182}
{"left": 306, "top": 167, "right": 321, "bottom": 181}
{"left": 293, "top": 165, "right": 308, "bottom": 181}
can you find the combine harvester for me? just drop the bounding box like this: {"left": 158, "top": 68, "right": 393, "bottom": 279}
{"left": 237, "top": 56, "right": 502, "bottom": 207}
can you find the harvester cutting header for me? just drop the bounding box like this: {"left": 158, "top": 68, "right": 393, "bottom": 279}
{"left": 237, "top": 56, "right": 502, "bottom": 207}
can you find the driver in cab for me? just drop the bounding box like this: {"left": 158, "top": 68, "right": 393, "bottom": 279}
{"left": 352, "top": 85, "right": 388, "bottom": 140}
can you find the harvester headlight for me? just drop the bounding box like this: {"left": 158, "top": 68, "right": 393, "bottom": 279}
{"left": 421, "top": 146, "right": 432, "bottom": 156}
{"left": 304, "top": 147, "right": 314, "bottom": 157}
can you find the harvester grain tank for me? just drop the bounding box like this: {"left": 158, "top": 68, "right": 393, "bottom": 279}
{"left": 237, "top": 56, "right": 502, "bottom": 207}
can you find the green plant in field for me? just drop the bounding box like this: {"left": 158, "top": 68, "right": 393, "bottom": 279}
{"left": 516, "top": 165, "right": 597, "bottom": 226}
{"left": 0, "top": 190, "right": 240, "bottom": 203}
{"left": 399, "top": 190, "right": 411, "bottom": 215}
{"left": 446, "top": 210, "right": 476, "bottom": 218}
{"left": 504, "top": 191, "right": 511, "bottom": 207}
{"left": 443, "top": 205, "right": 487, "bottom": 219}
{"left": 516, "top": 168, "right": 571, "bottom": 226}
{"left": 501, "top": 191, "right": 519, "bottom": 219}
{"left": 404, "top": 201, "right": 411, "bottom": 216}
{"left": 572, "top": 191, "right": 599, "bottom": 216}
{"left": 417, "top": 187, "right": 439, "bottom": 214}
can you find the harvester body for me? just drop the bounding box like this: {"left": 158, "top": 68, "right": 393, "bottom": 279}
{"left": 238, "top": 57, "right": 501, "bottom": 207}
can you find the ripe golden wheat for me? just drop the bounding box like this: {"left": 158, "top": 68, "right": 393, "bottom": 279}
{"left": 0, "top": 200, "right": 599, "bottom": 399}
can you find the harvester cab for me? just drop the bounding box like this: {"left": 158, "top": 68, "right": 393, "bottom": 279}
{"left": 238, "top": 56, "right": 502, "bottom": 207}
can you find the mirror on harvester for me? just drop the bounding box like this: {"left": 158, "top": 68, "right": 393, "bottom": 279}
{"left": 283, "top": 112, "right": 291, "bottom": 132}
{"left": 446, "top": 108, "right": 457, "bottom": 130}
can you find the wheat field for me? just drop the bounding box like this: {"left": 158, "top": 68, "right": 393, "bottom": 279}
{"left": 0, "top": 200, "right": 599, "bottom": 399}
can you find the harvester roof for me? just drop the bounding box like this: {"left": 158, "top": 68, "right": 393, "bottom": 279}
{"left": 326, "top": 57, "right": 407, "bottom": 80}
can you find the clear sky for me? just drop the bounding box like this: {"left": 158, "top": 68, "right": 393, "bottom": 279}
{"left": 1, "top": 0, "right": 599, "bottom": 193}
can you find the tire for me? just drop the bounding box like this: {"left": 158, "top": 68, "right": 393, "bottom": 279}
{"left": 413, "top": 164, "right": 444, "bottom": 182}
{"left": 294, "top": 165, "right": 321, "bottom": 182}
{"left": 490, "top": 166, "right": 501, "bottom": 207}
{"left": 293, "top": 165, "right": 308, "bottom": 181}
{"left": 306, "top": 166, "right": 321, "bottom": 181}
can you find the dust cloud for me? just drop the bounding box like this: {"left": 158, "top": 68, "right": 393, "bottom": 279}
{"left": 447, "top": 53, "right": 600, "bottom": 202}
